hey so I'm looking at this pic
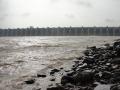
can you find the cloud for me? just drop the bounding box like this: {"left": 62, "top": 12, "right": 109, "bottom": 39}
{"left": 65, "top": 14, "right": 75, "bottom": 19}
{"left": 50, "top": 0, "right": 60, "bottom": 3}
{"left": 0, "top": 0, "right": 9, "bottom": 12}
{"left": 0, "top": 0, "right": 4, "bottom": 11}
{"left": 21, "top": 13, "right": 31, "bottom": 17}
{"left": 0, "top": 14, "right": 8, "bottom": 21}
{"left": 76, "top": 0, "right": 92, "bottom": 7}
{"left": 49, "top": 0, "right": 92, "bottom": 8}
{"left": 0, "top": 17, "right": 4, "bottom": 21}
{"left": 114, "top": 0, "right": 120, "bottom": 2}
{"left": 105, "top": 18, "right": 115, "bottom": 23}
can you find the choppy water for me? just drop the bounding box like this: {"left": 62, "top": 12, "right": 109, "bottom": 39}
{"left": 0, "top": 36, "right": 120, "bottom": 90}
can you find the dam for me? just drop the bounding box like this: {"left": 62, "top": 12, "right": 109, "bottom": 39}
{"left": 0, "top": 27, "right": 120, "bottom": 36}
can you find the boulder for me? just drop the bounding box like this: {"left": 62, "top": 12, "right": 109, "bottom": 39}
{"left": 112, "top": 72, "right": 120, "bottom": 78}
{"left": 24, "top": 79, "right": 35, "bottom": 84}
{"left": 61, "top": 76, "right": 74, "bottom": 85}
{"left": 110, "top": 84, "right": 120, "bottom": 90}
{"left": 83, "top": 50, "right": 90, "bottom": 56}
{"left": 37, "top": 74, "right": 46, "bottom": 78}
{"left": 73, "top": 70, "right": 94, "bottom": 85}
{"left": 113, "top": 41, "right": 120, "bottom": 48}
{"left": 83, "top": 57, "right": 95, "bottom": 64}
{"left": 66, "top": 71, "right": 76, "bottom": 76}
{"left": 88, "top": 46, "right": 97, "bottom": 51}
{"left": 50, "top": 69, "right": 60, "bottom": 75}
{"left": 113, "top": 41, "right": 120, "bottom": 55}
{"left": 78, "top": 86, "right": 93, "bottom": 90}
{"left": 50, "top": 77, "right": 56, "bottom": 81}
{"left": 47, "top": 86, "right": 65, "bottom": 90}
{"left": 99, "top": 80, "right": 108, "bottom": 84}
{"left": 101, "top": 71, "right": 112, "bottom": 79}
{"left": 110, "top": 77, "right": 120, "bottom": 84}
{"left": 110, "top": 58, "right": 120, "bottom": 64}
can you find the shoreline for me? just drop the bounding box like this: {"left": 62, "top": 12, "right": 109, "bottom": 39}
{"left": 45, "top": 39, "right": 120, "bottom": 90}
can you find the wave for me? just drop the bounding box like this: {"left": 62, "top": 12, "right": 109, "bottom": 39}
{"left": 25, "top": 43, "right": 63, "bottom": 48}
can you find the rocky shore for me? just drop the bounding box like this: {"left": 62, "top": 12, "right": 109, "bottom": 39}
{"left": 44, "top": 39, "right": 120, "bottom": 90}
{"left": 19, "top": 39, "right": 120, "bottom": 90}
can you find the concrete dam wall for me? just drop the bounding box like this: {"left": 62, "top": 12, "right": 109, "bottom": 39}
{"left": 0, "top": 27, "right": 120, "bottom": 36}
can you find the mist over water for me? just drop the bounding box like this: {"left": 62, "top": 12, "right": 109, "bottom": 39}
{"left": 0, "top": 36, "right": 120, "bottom": 90}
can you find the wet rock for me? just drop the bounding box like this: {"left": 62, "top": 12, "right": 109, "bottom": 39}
{"left": 113, "top": 41, "right": 120, "bottom": 48}
{"left": 84, "top": 50, "right": 90, "bottom": 56}
{"left": 37, "top": 89, "right": 41, "bottom": 90}
{"left": 112, "top": 69, "right": 120, "bottom": 73}
{"left": 50, "top": 77, "right": 56, "bottom": 81}
{"left": 50, "top": 69, "right": 60, "bottom": 75}
{"left": 37, "top": 74, "right": 46, "bottom": 78}
{"left": 93, "top": 68, "right": 99, "bottom": 73}
{"left": 61, "top": 76, "right": 74, "bottom": 85}
{"left": 113, "top": 41, "right": 120, "bottom": 56}
{"left": 78, "top": 86, "right": 93, "bottom": 90}
{"left": 66, "top": 71, "right": 76, "bottom": 76}
{"left": 78, "top": 63, "right": 88, "bottom": 69}
{"left": 106, "top": 63, "right": 111, "bottom": 66}
{"left": 24, "top": 79, "right": 35, "bottom": 84}
{"left": 110, "top": 84, "right": 120, "bottom": 90}
{"left": 72, "top": 63, "right": 79, "bottom": 70}
{"left": 110, "top": 58, "right": 120, "bottom": 64}
{"left": 88, "top": 46, "right": 96, "bottom": 51}
{"left": 60, "top": 67, "right": 64, "bottom": 70}
{"left": 52, "top": 69, "right": 60, "bottom": 72}
{"left": 93, "top": 54, "right": 101, "bottom": 59}
{"left": 110, "top": 77, "right": 120, "bottom": 84}
{"left": 32, "top": 88, "right": 41, "bottom": 90}
{"left": 76, "top": 56, "right": 83, "bottom": 60}
{"left": 104, "top": 43, "right": 110, "bottom": 47}
{"left": 37, "top": 88, "right": 41, "bottom": 90}
{"left": 47, "top": 86, "right": 65, "bottom": 90}
{"left": 91, "top": 83, "right": 98, "bottom": 88}
{"left": 100, "top": 80, "right": 108, "bottom": 84}
{"left": 35, "top": 88, "right": 41, "bottom": 90}
{"left": 64, "top": 70, "right": 71, "bottom": 72}
{"left": 103, "top": 52, "right": 113, "bottom": 59}
{"left": 48, "top": 84, "right": 53, "bottom": 87}
{"left": 104, "top": 43, "right": 113, "bottom": 50}
{"left": 112, "top": 65, "right": 118, "bottom": 69}
{"left": 112, "top": 72, "right": 120, "bottom": 78}
{"left": 107, "top": 46, "right": 114, "bottom": 50}
{"left": 65, "top": 83, "right": 74, "bottom": 88}
{"left": 94, "top": 73, "right": 101, "bottom": 81}
{"left": 73, "top": 60, "right": 80, "bottom": 64}
{"left": 73, "top": 70, "right": 95, "bottom": 85}
{"left": 83, "top": 57, "right": 95, "bottom": 64}
{"left": 101, "top": 71, "right": 112, "bottom": 79}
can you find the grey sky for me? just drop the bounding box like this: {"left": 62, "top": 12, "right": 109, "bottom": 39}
{"left": 0, "top": 0, "right": 120, "bottom": 28}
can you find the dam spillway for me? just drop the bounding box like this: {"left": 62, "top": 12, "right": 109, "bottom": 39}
{"left": 0, "top": 27, "right": 120, "bottom": 36}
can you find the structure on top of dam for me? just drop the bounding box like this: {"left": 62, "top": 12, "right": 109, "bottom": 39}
{"left": 0, "top": 27, "right": 120, "bottom": 36}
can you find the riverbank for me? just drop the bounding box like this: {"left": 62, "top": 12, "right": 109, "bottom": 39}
{"left": 46, "top": 39, "right": 120, "bottom": 90}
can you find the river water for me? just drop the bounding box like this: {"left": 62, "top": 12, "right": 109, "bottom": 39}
{"left": 0, "top": 36, "right": 120, "bottom": 90}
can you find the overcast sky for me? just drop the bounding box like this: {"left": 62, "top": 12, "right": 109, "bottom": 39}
{"left": 0, "top": 0, "right": 120, "bottom": 28}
